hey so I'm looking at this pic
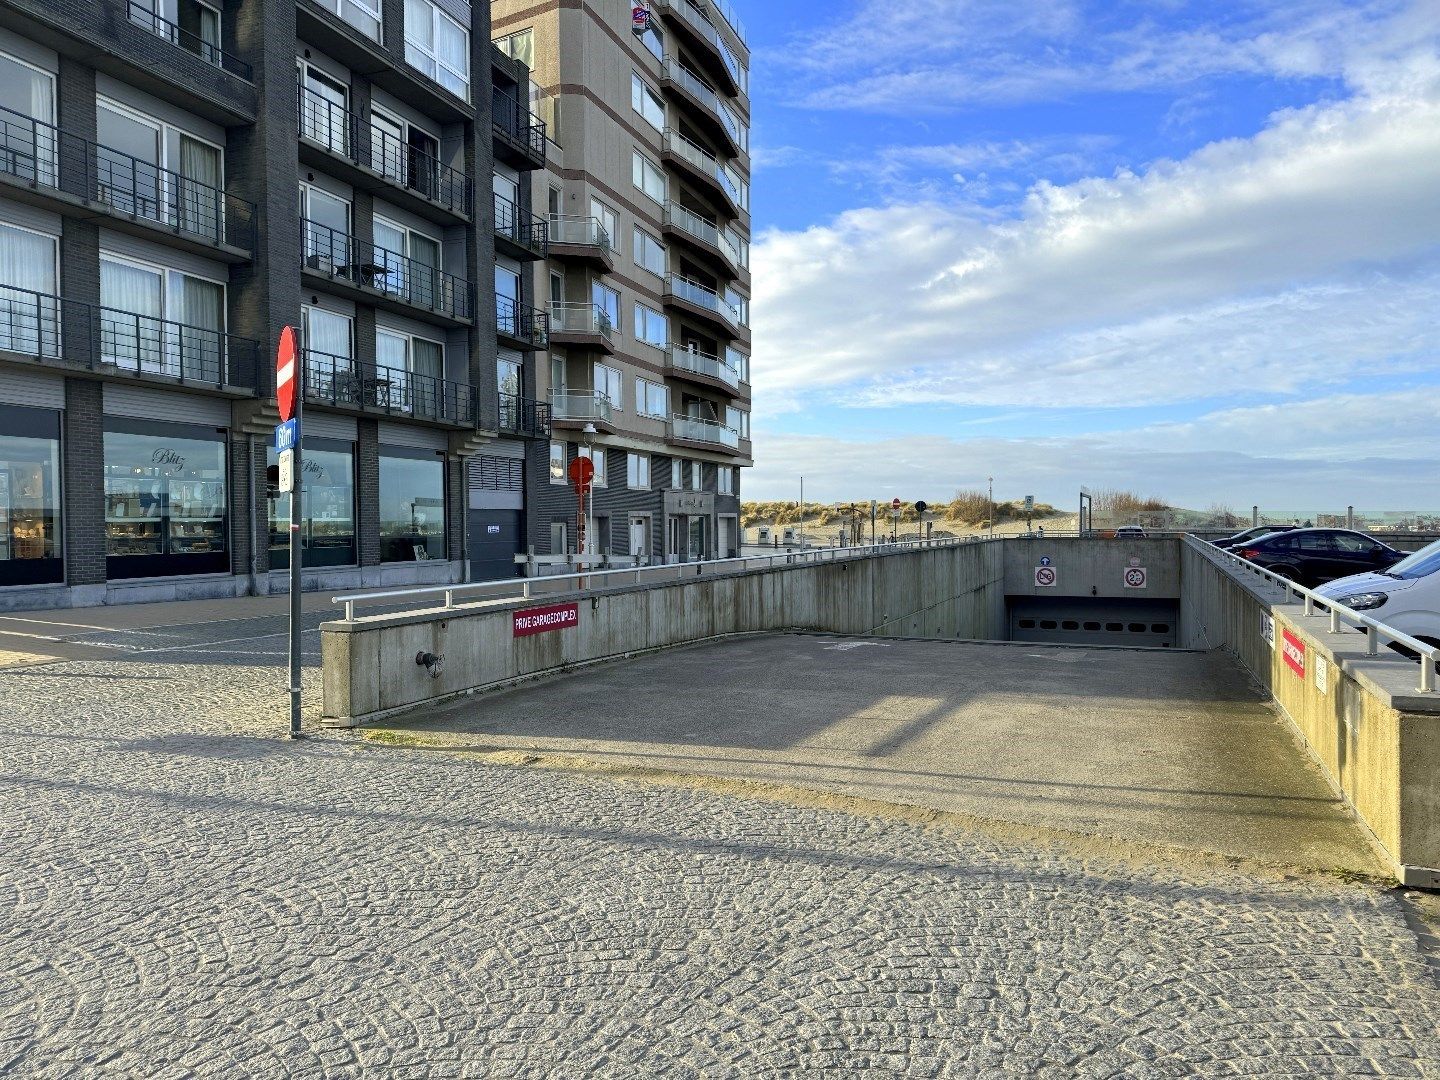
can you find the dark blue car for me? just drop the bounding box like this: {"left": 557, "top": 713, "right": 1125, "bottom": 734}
{"left": 1231, "top": 528, "right": 1404, "bottom": 587}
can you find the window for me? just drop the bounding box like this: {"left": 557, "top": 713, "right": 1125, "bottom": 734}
{"left": 373, "top": 217, "right": 443, "bottom": 307}
{"left": 719, "top": 466, "right": 734, "bottom": 495}
{"left": 495, "top": 265, "right": 521, "bottom": 332}
{"left": 0, "top": 51, "right": 56, "bottom": 187}
{"left": 725, "top": 407, "right": 750, "bottom": 439}
{"left": 1298, "top": 533, "right": 1333, "bottom": 553}
{"left": 690, "top": 462, "right": 703, "bottom": 491}
{"left": 633, "top": 303, "right": 668, "bottom": 348}
{"left": 266, "top": 438, "right": 356, "bottom": 569}
{"left": 99, "top": 255, "right": 226, "bottom": 382}
{"left": 299, "top": 65, "right": 350, "bottom": 156}
{"left": 591, "top": 198, "right": 619, "bottom": 253}
{"left": 96, "top": 98, "right": 225, "bottom": 243}
{"left": 579, "top": 445, "right": 607, "bottom": 487}
{"left": 725, "top": 287, "right": 749, "bottom": 327}
{"left": 0, "top": 403, "right": 62, "bottom": 587}
{"left": 726, "top": 346, "right": 749, "bottom": 382}
{"left": 130, "top": 0, "right": 225, "bottom": 66}
{"left": 314, "top": 0, "right": 380, "bottom": 40}
{"left": 671, "top": 459, "right": 682, "bottom": 489}
{"left": 0, "top": 222, "right": 58, "bottom": 356}
{"left": 494, "top": 28, "right": 534, "bottom": 68}
{"left": 102, "top": 419, "right": 228, "bottom": 578}
{"left": 375, "top": 329, "right": 443, "bottom": 413}
{"left": 636, "top": 378, "right": 668, "bottom": 419}
{"left": 632, "top": 150, "right": 666, "bottom": 203}
{"left": 380, "top": 447, "right": 445, "bottom": 561}
{"left": 404, "top": 0, "right": 470, "bottom": 99}
{"left": 550, "top": 352, "right": 566, "bottom": 394}
{"left": 594, "top": 363, "right": 622, "bottom": 409}
{"left": 637, "top": 19, "right": 663, "bottom": 59}
{"left": 549, "top": 441, "right": 565, "bottom": 484}
{"left": 302, "top": 305, "right": 352, "bottom": 361}
{"left": 299, "top": 183, "right": 352, "bottom": 265}
{"left": 592, "top": 281, "right": 620, "bottom": 334}
{"left": 628, "top": 453, "right": 650, "bottom": 489}
{"left": 631, "top": 72, "right": 665, "bottom": 130}
{"left": 1332, "top": 533, "right": 1377, "bottom": 553}
{"left": 633, "top": 228, "right": 666, "bottom": 277}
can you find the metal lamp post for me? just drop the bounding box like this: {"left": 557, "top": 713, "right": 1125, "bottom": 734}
{"left": 988, "top": 476, "right": 994, "bottom": 538}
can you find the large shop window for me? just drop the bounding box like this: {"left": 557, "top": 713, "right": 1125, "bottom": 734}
{"left": 0, "top": 404, "right": 62, "bottom": 588}
{"left": 380, "top": 447, "right": 445, "bottom": 562}
{"left": 103, "top": 419, "right": 228, "bottom": 579}
{"left": 266, "top": 438, "right": 356, "bottom": 570}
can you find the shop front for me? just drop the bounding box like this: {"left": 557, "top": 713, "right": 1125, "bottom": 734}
{"left": 102, "top": 418, "right": 229, "bottom": 580}
{"left": 266, "top": 437, "right": 357, "bottom": 570}
{"left": 379, "top": 446, "right": 447, "bottom": 563}
{"left": 0, "top": 403, "right": 62, "bottom": 588}
{"left": 663, "top": 490, "right": 715, "bottom": 563}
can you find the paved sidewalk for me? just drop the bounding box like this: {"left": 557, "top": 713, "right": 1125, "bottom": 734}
{"left": 1, "top": 634, "right": 1438, "bottom": 1075}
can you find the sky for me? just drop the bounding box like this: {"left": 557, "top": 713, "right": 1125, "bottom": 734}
{"left": 740, "top": 0, "right": 1440, "bottom": 510}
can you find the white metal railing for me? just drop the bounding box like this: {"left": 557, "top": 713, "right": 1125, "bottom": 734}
{"left": 670, "top": 413, "right": 740, "bottom": 449}
{"left": 665, "top": 201, "right": 720, "bottom": 247}
{"left": 663, "top": 129, "right": 745, "bottom": 212}
{"left": 550, "top": 388, "right": 613, "bottom": 422}
{"left": 549, "top": 214, "right": 611, "bottom": 251}
{"left": 667, "top": 344, "right": 741, "bottom": 389}
{"left": 666, "top": 274, "right": 740, "bottom": 327}
{"left": 548, "top": 302, "right": 613, "bottom": 341}
{"left": 332, "top": 534, "right": 983, "bottom": 621}
{"left": 664, "top": 57, "right": 719, "bottom": 111}
{"left": 654, "top": 0, "right": 747, "bottom": 90}
{"left": 1188, "top": 535, "right": 1438, "bottom": 692}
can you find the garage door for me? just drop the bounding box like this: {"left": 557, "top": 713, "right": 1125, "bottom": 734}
{"left": 1007, "top": 596, "right": 1178, "bottom": 648}
{"left": 469, "top": 509, "right": 521, "bottom": 582}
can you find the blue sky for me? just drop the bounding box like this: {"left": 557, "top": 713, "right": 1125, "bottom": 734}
{"left": 740, "top": 0, "right": 1440, "bottom": 509}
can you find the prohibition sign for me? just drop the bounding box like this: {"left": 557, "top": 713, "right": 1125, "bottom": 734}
{"left": 1124, "top": 567, "right": 1148, "bottom": 589}
{"left": 1034, "top": 566, "right": 1057, "bottom": 587}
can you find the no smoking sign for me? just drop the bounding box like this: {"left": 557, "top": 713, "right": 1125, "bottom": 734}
{"left": 1034, "top": 566, "right": 1057, "bottom": 587}
{"left": 1124, "top": 567, "right": 1148, "bottom": 589}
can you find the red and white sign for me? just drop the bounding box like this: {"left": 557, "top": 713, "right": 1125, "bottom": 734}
{"left": 276, "top": 325, "right": 298, "bottom": 422}
{"left": 1282, "top": 629, "right": 1306, "bottom": 677}
{"left": 632, "top": 4, "right": 650, "bottom": 32}
{"left": 891, "top": 497, "right": 902, "bottom": 510}
{"left": 513, "top": 602, "right": 579, "bottom": 638}
{"left": 569, "top": 456, "right": 594, "bottom": 492}
{"left": 1034, "top": 566, "right": 1057, "bottom": 587}
{"left": 1123, "top": 567, "right": 1147, "bottom": 589}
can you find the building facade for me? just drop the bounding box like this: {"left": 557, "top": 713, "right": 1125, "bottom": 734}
{"left": 0, "top": 0, "right": 551, "bottom": 610}
{"left": 492, "top": 0, "right": 752, "bottom": 565}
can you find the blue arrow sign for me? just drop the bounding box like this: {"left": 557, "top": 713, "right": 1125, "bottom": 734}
{"left": 1039, "top": 556, "right": 1052, "bottom": 567}
{"left": 275, "top": 418, "right": 299, "bottom": 453}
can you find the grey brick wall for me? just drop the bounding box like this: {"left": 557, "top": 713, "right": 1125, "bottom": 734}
{"left": 62, "top": 379, "right": 105, "bottom": 587}
{"left": 357, "top": 420, "right": 381, "bottom": 567}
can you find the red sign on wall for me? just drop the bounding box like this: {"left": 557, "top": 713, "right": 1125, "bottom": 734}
{"left": 1282, "top": 629, "right": 1306, "bottom": 677}
{"left": 513, "top": 602, "right": 579, "bottom": 637}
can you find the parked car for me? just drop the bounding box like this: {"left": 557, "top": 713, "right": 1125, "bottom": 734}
{"left": 1114, "top": 525, "right": 1146, "bottom": 539}
{"left": 1315, "top": 539, "right": 1440, "bottom": 649}
{"left": 1210, "top": 524, "right": 1300, "bottom": 550}
{"left": 1230, "top": 528, "right": 1405, "bottom": 587}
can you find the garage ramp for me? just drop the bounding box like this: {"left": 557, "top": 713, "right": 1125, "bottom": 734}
{"left": 374, "top": 634, "right": 1383, "bottom": 876}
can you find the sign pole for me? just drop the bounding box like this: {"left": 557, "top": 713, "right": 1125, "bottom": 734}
{"left": 288, "top": 349, "right": 303, "bottom": 739}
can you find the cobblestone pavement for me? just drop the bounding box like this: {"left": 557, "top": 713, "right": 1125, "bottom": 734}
{"left": 1, "top": 629, "right": 1439, "bottom": 1077}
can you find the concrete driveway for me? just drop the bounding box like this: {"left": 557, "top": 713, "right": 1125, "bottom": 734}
{"left": 378, "top": 633, "right": 1384, "bottom": 875}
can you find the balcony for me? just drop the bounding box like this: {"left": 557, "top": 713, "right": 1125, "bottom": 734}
{"left": 495, "top": 295, "right": 548, "bottom": 351}
{"left": 661, "top": 129, "right": 743, "bottom": 218}
{"left": 302, "top": 349, "right": 475, "bottom": 427}
{"left": 301, "top": 220, "right": 474, "bottom": 325}
{"left": 662, "top": 202, "right": 746, "bottom": 278}
{"left": 299, "top": 85, "right": 473, "bottom": 222}
{"left": 497, "top": 393, "right": 551, "bottom": 438}
{"left": 663, "top": 274, "right": 740, "bottom": 336}
{"left": 126, "top": 0, "right": 252, "bottom": 80}
{"left": 493, "top": 193, "right": 547, "bottom": 261}
{"left": 666, "top": 344, "right": 741, "bottom": 394}
{"left": 549, "top": 389, "right": 616, "bottom": 431}
{"left": 660, "top": 59, "right": 746, "bottom": 159}
{"left": 491, "top": 88, "right": 547, "bottom": 170}
{"left": 0, "top": 284, "right": 262, "bottom": 393}
{"left": 651, "top": 0, "right": 748, "bottom": 97}
{"left": 547, "top": 216, "right": 614, "bottom": 271}
{"left": 547, "top": 303, "right": 615, "bottom": 353}
{"left": 0, "top": 105, "right": 256, "bottom": 260}
{"left": 668, "top": 413, "right": 740, "bottom": 451}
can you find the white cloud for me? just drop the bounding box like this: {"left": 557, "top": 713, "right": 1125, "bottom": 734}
{"left": 752, "top": 58, "right": 1440, "bottom": 411}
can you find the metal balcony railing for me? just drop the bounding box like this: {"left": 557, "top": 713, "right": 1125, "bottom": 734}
{"left": 126, "top": 0, "right": 253, "bottom": 80}
{"left": 302, "top": 219, "right": 474, "bottom": 321}
{"left": 663, "top": 129, "right": 745, "bottom": 212}
{"left": 548, "top": 215, "right": 611, "bottom": 252}
{"left": 550, "top": 390, "right": 614, "bottom": 424}
{"left": 548, "top": 302, "right": 613, "bottom": 343}
{"left": 667, "top": 345, "right": 741, "bottom": 390}
{"left": 495, "top": 295, "right": 548, "bottom": 348}
{"left": 497, "top": 392, "right": 551, "bottom": 437}
{"left": 663, "top": 202, "right": 748, "bottom": 273}
{"left": 662, "top": 58, "right": 747, "bottom": 152}
{"left": 493, "top": 192, "right": 547, "bottom": 255}
{"left": 666, "top": 274, "right": 740, "bottom": 328}
{"left": 0, "top": 104, "right": 257, "bottom": 252}
{"left": 491, "top": 89, "right": 547, "bottom": 160}
{"left": 655, "top": 0, "right": 747, "bottom": 92}
{"left": 0, "top": 284, "right": 261, "bottom": 391}
{"left": 303, "top": 348, "right": 474, "bottom": 425}
{"left": 670, "top": 413, "right": 740, "bottom": 449}
{"left": 298, "top": 85, "right": 473, "bottom": 216}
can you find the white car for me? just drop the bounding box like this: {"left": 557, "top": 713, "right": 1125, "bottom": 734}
{"left": 1315, "top": 539, "right": 1440, "bottom": 648}
{"left": 1115, "top": 525, "right": 1147, "bottom": 539}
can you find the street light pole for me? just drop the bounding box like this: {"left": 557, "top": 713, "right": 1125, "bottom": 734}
{"left": 799, "top": 475, "right": 804, "bottom": 551}
{"left": 988, "top": 476, "right": 994, "bottom": 538}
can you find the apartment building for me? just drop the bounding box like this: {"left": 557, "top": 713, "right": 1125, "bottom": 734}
{"left": 0, "top": 0, "right": 551, "bottom": 610}
{"left": 492, "top": 0, "right": 752, "bottom": 565}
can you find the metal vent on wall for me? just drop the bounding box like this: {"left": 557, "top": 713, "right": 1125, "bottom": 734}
{"left": 468, "top": 456, "right": 524, "bottom": 492}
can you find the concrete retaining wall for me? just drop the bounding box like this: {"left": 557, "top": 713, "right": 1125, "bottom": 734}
{"left": 1004, "top": 537, "right": 1181, "bottom": 598}
{"left": 321, "top": 541, "right": 1006, "bottom": 728}
{"left": 1181, "top": 540, "right": 1440, "bottom": 886}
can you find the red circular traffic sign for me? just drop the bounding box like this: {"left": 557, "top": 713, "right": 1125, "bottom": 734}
{"left": 569, "top": 456, "right": 595, "bottom": 490}
{"left": 891, "top": 497, "right": 902, "bottom": 510}
{"left": 276, "top": 325, "right": 298, "bottom": 422}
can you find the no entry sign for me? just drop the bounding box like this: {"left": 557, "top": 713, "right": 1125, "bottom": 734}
{"left": 276, "top": 325, "right": 298, "bottom": 422}
{"left": 514, "top": 602, "right": 579, "bottom": 637}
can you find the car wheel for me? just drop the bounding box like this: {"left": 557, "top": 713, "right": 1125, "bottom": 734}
{"left": 1271, "top": 566, "right": 1300, "bottom": 583}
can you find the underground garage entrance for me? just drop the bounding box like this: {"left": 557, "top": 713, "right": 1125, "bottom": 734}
{"left": 1008, "top": 596, "right": 1178, "bottom": 648}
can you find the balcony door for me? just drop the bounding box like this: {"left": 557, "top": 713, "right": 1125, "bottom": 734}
{"left": 99, "top": 257, "right": 163, "bottom": 374}
{"left": 302, "top": 306, "right": 354, "bottom": 404}
{"left": 495, "top": 265, "right": 520, "bottom": 336}
{"left": 300, "top": 185, "right": 351, "bottom": 271}
{"left": 371, "top": 109, "right": 405, "bottom": 183}
{"left": 406, "top": 125, "right": 441, "bottom": 199}
{"left": 0, "top": 223, "right": 57, "bottom": 357}
{"left": 97, "top": 102, "right": 163, "bottom": 226}
{"left": 0, "top": 51, "right": 56, "bottom": 187}
{"left": 300, "top": 66, "right": 349, "bottom": 156}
